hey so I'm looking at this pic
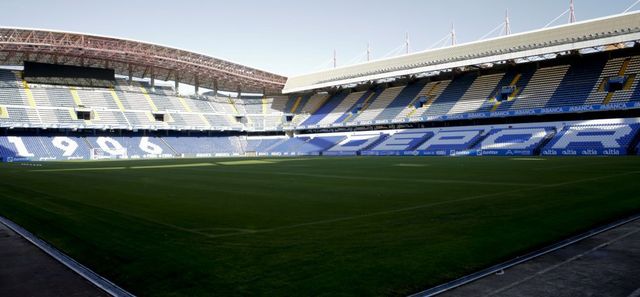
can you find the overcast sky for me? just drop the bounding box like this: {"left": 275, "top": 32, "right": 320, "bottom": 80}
{"left": 2, "top": 0, "right": 639, "bottom": 77}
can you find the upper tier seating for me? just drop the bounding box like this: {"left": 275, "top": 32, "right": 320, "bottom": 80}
{"left": 1, "top": 52, "right": 640, "bottom": 133}
{"left": 0, "top": 71, "right": 287, "bottom": 131}
{"left": 298, "top": 53, "right": 640, "bottom": 128}
{"left": 299, "top": 92, "right": 348, "bottom": 126}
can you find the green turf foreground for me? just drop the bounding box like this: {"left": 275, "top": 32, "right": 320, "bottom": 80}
{"left": 1, "top": 156, "right": 639, "bottom": 296}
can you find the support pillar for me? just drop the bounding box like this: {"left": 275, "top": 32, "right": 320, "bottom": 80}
{"left": 194, "top": 76, "right": 199, "bottom": 95}
{"left": 150, "top": 68, "right": 155, "bottom": 88}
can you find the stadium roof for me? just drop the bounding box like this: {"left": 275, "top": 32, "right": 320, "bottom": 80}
{"left": 283, "top": 11, "right": 640, "bottom": 94}
{"left": 0, "top": 27, "right": 287, "bottom": 94}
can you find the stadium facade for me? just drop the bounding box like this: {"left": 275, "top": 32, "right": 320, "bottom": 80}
{"left": 1, "top": 12, "right": 640, "bottom": 161}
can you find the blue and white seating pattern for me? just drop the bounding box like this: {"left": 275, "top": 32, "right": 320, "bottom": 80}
{"left": 1, "top": 119, "right": 639, "bottom": 162}
{"left": 0, "top": 135, "right": 89, "bottom": 161}
{"left": 414, "top": 129, "right": 484, "bottom": 156}
{"left": 362, "top": 129, "right": 435, "bottom": 156}
{"left": 475, "top": 127, "right": 556, "bottom": 156}
{"left": 85, "top": 136, "right": 175, "bottom": 159}
{"left": 542, "top": 122, "right": 640, "bottom": 156}
{"left": 296, "top": 136, "right": 346, "bottom": 155}
{"left": 325, "top": 133, "right": 388, "bottom": 155}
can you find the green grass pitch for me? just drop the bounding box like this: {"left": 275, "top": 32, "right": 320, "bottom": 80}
{"left": 1, "top": 156, "right": 639, "bottom": 296}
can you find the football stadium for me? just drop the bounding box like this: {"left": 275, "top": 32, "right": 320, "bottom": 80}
{"left": 1, "top": 1, "right": 640, "bottom": 296}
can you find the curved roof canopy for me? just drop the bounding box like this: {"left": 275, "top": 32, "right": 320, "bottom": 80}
{"left": 284, "top": 11, "right": 640, "bottom": 94}
{"left": 0, "top": 27, "right": 287, "bottom": 94}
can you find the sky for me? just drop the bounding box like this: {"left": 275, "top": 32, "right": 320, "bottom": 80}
{"left": 1, "top": 0, "right": 639, "bottom": 77}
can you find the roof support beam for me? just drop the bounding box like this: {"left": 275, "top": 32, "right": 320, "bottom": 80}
{"left": 0, "top": 27, "right": 286, "bottom": 94}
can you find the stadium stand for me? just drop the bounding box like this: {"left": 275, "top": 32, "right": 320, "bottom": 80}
{"left": 1, "top": 118, "right": 640, "bottom": 161}
{"left": 2, "top": 13, "right": 640, "bottom": 162}
{"left": 0, "top": 74, "right": 287, "bottom": 131}
{"left": 2, "top": 49, "right": 640, "bottom": 134}
{"left": 290, "top": 52, "right": 640, "bottom": 129}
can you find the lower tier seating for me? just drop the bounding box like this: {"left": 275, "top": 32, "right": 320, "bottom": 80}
{"left": 1, "top": 118, "right": 638, "bottom": 161}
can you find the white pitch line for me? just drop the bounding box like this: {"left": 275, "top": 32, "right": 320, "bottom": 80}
{"left": 393, "top": 163, "right": 429, "bottom": 167}
{"left": 510, "top": 158, "right": 546, "bottom": 161}
{"left": 217, "top": 160, "right": 275, "bottom": 166}
{"left": 192, "top": 167, "right": 540, "bottom": 187}
{"left": 130, "top": 163, "right": 215, "bottom": 169}
{"left": 31, "top": 163, "right": 216, "bottom": 172}
{"left": 32, "top": 166, "right": 127, "bottom": 172}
